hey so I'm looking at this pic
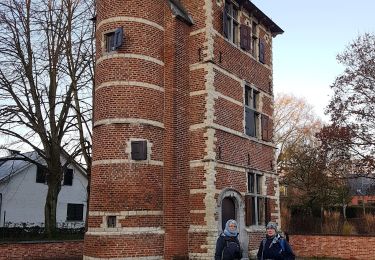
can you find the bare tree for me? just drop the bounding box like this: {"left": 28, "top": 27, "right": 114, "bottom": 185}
{"left": 326, "top": 33, "right": 375, "bottom": 177}
{"left": 274, "top": 93, "right": 322, "bottom": 165}
{"left": 0, "top": 0, "right": 94, "bottom": 236}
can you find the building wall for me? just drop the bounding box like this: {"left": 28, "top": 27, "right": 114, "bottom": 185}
{"left": 351, "top": 195, "right": 375, "bottom": 206}
{"left": 0, "top": 241, "right": 83, "bottom": 260}
{"left": 2, "top": 235, "right": 375, "bottom": 260}
{"left": 290, "top": 234, "right": 375, "bottom": 260}
{"left": 0, "top": 164, "right": 87, "bottom": 227}
{"left": 85, "top": 0, "right": 280, "bottom": 259}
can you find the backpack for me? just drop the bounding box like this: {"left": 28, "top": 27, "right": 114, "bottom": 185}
{"left": 222, "top": 237, "right": 241, "bottom": 260}
{"left": 261, "top": 237, "right": 295, "bottom": 260}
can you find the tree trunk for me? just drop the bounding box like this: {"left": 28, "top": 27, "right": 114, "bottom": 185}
{"left": 45, "top": 183, "right": 60, "bottom": 237}
{"left": 343, "top": 203, "right": 347, "bottom": 220}
{"left": 320, "top": 206, "right": 324, "bottom": 232}
{"left": 362, "top": 197, "right": 366, "bottom": 216}
{"left": 44, "top": 159, "right": 62, "bottom": 237}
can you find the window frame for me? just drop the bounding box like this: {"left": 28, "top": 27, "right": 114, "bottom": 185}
{"left": 246, "top": 172, "right": 266, "bottom": 226}
{"left": 259, "top": 38, "right": 265, "bottom": 64}
{"left": 63, "top": 168, "right": 74, "bottom": 186}
{"left": 224, "top": 1, "right": 240, "bottom": 44}
{"left": 66, "top": 203, "right": 84, "bottom": 221}
{"left": 251, "top": 21, "right": 258, "bottom": 57}
{"left": 103, "top": 27, "right": 123, "bottom": 53}
{"left": 36, "top": 165, "right": 47, "bottom": 184}
{"left": 245, "top": 86, "right": 260, "bottom": 138}
{"left": 105, "top": 31, "right": 116, "bottom": 53}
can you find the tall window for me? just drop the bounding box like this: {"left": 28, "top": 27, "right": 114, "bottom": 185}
{"left": 63, "top": 168, "right": 73, "bottom": 186}
{"left": 245, "top": 172, "right": 267, "bottom": 226}
{"left": 245, "top": 86, "right": 260, "bottom": 137}
{"left": 36, "top": 166, "right": 47, "bottom": 184}
{"left": 259, "top": 39, "right": 265, "bottom": 64}
{"left": 223, "top": 1, "right": 239, "bottom": 44}
{"left": 67, "top": 203, "right": 84, "bottom": 221}
{"left": 251, "top": 21, "right": 258, "bottom": 57}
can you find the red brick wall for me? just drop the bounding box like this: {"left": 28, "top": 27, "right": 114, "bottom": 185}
{"left": 0, "top": 241, "right": 83, "bottom": 260}
{"left": 290, "top": 234, "right": 375, "bottom": 260}
{"left": 3, "top": 235, "right": 375, "bottom": 259}
{"left": 86, "top": 0, "right": 280, "bottom": 259}
{"left": 85, "top": 0, "right": 167, "bottom": 258}
{"left": 162, "top": 7, "right": 191, "bottom": 258}
{"left": 351, "top": 195, "right": 375, "bottom": 205}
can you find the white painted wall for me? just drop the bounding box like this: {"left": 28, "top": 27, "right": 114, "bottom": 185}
{"left": 0, "top": 164, "right": 87, "bottom": 227}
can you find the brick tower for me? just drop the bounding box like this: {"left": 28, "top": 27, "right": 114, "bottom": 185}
{"left": 84, "top": 0, "right": 283, "bottom": 259}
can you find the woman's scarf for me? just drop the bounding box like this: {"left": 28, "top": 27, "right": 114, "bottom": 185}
{"left": 223, "top": 219, "right": 239, "bottom": 237}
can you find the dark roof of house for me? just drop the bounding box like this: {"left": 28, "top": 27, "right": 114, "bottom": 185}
{"left": 166, "top": 0, "right": 283, "bottom": 35}
{"left": 348, "top": 177, "right": 375, "bottom": 196}
{"left": 242, "top": 0, "right": 284, "bottom": 36}
{"left": 0, "top": 151, "right": 87, "bottom": 183}
{"left": 0, "top": 151, "right": 39, "bottom": 182}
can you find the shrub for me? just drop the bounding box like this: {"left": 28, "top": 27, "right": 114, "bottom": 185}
{"left": 0, "top": 226, "right": 85, "bottom": 242}
{"left": 342, "top": 221, "right": 355, "bottom": 235}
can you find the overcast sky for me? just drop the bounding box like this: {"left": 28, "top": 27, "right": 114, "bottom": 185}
{"left": 251, "top": 0, "right": 375, "bottom": 122}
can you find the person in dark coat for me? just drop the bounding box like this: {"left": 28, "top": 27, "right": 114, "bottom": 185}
{"left": 215, "top": 219, "right": 242, "bottom": 260}
{"left": 257, "top": 222, "right": 295, "bottom": 260}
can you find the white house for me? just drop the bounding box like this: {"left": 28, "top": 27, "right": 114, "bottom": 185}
{"left": 0, "top": 151, "right": 88, "bottom": 228}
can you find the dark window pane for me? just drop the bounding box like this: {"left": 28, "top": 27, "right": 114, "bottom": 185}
{"left": 105, "top": 32, "right": 115, "bottom": 52}
{"left": 248, "top": 173, "right": 254, "bottom": 193}
{"left": 261, "top": 115, "right": 269, "bottom": 142}
{"left": 107, "top": 216, "right": 116, "bottom": 228}
{"left": 131, "top": 140, "right": 147, "bottom": 160}
{"left": 67, "top": 203, "right": 84, "bottom": 221}
{"left": 63, "top": 168, "right": 73, "bottom": 186}
{"left": 245, "top": 107, "right": 256, "bottom": 137}
{"left": 245, "top": 194, "right": 253, "bottom": 226}
{"left": 36, "top": 166, "right": 47, "bottom": 184}
{"left": 251, "top": 196, "right": 256, "bottom": 225}
{"left": 258, "top": 197, "right": 265, "bottom": 225}
{"left": 259, "top": 39, "right": 265, "bottom": 63}
{"left": 252, "top": 22, "right": 257, "bottom": 35}
{"left": 245, "top": 86, "right": 250, "bottom": 106}
{"left": 223, "top": 4, "right": 229, "bottom": 37}
{"left": 256, "top": 175, "right": 262, "bottom": 194}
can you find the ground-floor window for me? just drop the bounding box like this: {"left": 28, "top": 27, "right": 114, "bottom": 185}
{"left": 245, "top": 172, "right": 270, "bottom": 226}
{"left": 67, "top": 203, "right": 84, "bottom": 221}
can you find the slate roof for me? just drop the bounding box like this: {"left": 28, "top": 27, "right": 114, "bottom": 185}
{"left": 0, "top": 150, "right": 87, "bottom": 183}
{"left": 348, "top": 177, "right": 375, "bottom": 196}
{"left": 242, "top": 0, "right": 284, "bottom": 35}
{"left": 0, "top": 151, "right": 40, "bottom": 182}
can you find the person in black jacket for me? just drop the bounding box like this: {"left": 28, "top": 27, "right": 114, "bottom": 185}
{"left": 215, "top": 219, "right": 242, "bottom": 260}
{"left": 257, "top": 222, "right": 295, "bottom": 260}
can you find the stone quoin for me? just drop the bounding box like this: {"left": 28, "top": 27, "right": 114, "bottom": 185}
{"left": 84, "top": 0, "right": 283, "bottom": 259}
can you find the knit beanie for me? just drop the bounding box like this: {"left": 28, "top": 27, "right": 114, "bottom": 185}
{"left": 266, "top": 221, "right": 278, "bottom": 232}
